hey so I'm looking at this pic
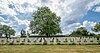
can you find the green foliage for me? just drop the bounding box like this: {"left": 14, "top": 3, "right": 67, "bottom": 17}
{"left": 20, "top": 43, "right": 25, "bottom": 45}
{"left": 30, "top": 6, "right": 62, "bottom": 36}
{"left": 98, "top": 42, "right": 100, "bottom": 45}
{"left": 9, "top": 42, "right": 14, "bottom": 45}
{"left": 69, "top": 43, "right": 76, "bottom": 45}
{"left": 89, "top": 33, "right": 95, "bottom": 36}
{"left": 93, "top": 22, "right": 100, "bottom": 32}
{"left": 70, "top": 27, "right": 89, "bottom": 36}
{"left": 43, "top": 41, "right": 47, "bottom": 45}
{"left": 0, "top": 25, "right": 15, "bottom": 38}
{"left": 20, "top": 29, "right": 26, "bottom": 37}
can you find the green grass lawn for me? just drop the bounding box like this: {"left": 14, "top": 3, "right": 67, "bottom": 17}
{"left": 0, "top": 45, "right": 100, "bottom": 53}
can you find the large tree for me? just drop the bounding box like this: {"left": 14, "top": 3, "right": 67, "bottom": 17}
{"left": 92, "top": 22, "right": 100, "bottom": 32}
{"left": 0, "top": 25, "right": 15, "bottom": 38}
{"left": 30, "top": 7, "right": 62, "bottom": 36}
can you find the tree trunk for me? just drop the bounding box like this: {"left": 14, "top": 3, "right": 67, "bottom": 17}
{"left": 46, "top": 33, "right": 48, "bottom": 36}
{"left": 5, "top": 33, "right": 8, "bottom": 39}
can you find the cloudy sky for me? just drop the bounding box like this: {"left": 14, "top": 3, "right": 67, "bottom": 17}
{"left": 0, "top": 0, "right": 100, "bottom": 35}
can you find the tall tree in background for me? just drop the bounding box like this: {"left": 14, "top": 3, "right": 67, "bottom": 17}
{"left": 92, "top": 22, "right": 100, "bottom": 32}
{"left": 30, "top": 7, "right": 62, "bottom": 36}
{"left": 0, "top": 25, "right": 15, "bottom": 38}
{"left": 70, "top": 27, "right": 89, "bottom": 36}
{"left": 20, "top": 29, "right": 26, "bottom": 37}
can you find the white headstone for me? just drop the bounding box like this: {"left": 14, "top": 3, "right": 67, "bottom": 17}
{"left": 41, "top": 38, "right": 44, "bottom": 44}
{"left": 0, "top": 38, "right": 3, "bottom": 44}
{"left": 80, "top": 38, "right": 85, "bottom": 43}
{"left": 20, "top": 38, "right": 25, "bottom": 43}
{"left": 45, "top": 38, "right": 53, "bottom": 44}
{"left": 29, "top": 38, "right": 37, "bottom": 44}
{"left": 66, "top": 37, "right": 71, "bottom": 43}
{"left": 36, "top": 38, "right": 41, "bottom": 44}
{"left": 86, "top": 38, "right": 91, "bottom": 44}
{"left": 25, "top": 38, "right": 28, "bottom": 44}
{"left": 13, "top": 38, "right": 18, "bottom": 44}
{"left": 93, "top": 38, "right": 97, "bottom": 43}
{"left": 0, "top": 38, "right": 7, "bottom": 44}
{"left": 57, "top": 37, "right": 66, "bottom": 44}
{"left": 70, "top": 37, "right": 74, "bottom": 42}
{"left": 53, "top": 38, "right": 57, "bottom": 44}
{"left": 8, "top": 38, "right": 14, "bottom": 44}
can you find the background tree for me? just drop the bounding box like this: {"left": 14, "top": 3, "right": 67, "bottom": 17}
{"left": 89, "top": 33, "right": 96, "bottom": 36}
{"left": 30, "top": 21, "right": 36, "bottom": 34}
{"left": 20, "top": 29, "right": 26, "bottom": 37}
{"left": 30, "top": 7, "right": 62, "bottom": 36}
{"left": 0, "top": 24, "right": 3, "bottom": 37}
{"left": 70, "top": 27, "right": 89, "bottom": 36}
{"left": 92, "top": 22, "right": 100, "bottom": 32}
{"left": 0, "top": 25, "right": 15, "bottom": 38}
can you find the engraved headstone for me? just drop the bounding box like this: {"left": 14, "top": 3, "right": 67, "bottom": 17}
{"left": 66, "top": 37, "right": 71, "bottom": 43}
{"left": 57, "top": 37, "right": 66, "bottom": 44}
{"left": 80, "top": 37, "right": 85, "bottom": 43}
{"left": 29, "top": 38, "right": 37, "bottom": 44}
{"left": 36, "top": 38, "right": 41, "bottom": 44}
{"left": 20, "top": 38, "right": 25, "bottom": 43}
{"left": 93, "top": 38, "right": 97, "bottom": 43}
{"left": 8, "top": 38, "right": 14, "bottom": 44}
{"left": 45, "top": 38, "right": 53, "bottom": 44}
{"left": 41, "top": 38, "right": 44, "bottom": 44}
{"left": 53, "top": 38, "right": 57, "bottom": 44}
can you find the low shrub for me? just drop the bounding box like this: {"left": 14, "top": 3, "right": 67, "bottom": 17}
{"left": 69, "top": 43, "right": 76, "bottom": 45}
{"left": 98, "top": 42, "right": 100, "bottom": 45}
{"left": 20, "top": 43, "right": 24, "bottom": 45}
{"left": 43, "top": 42, "right": 47, "bottom": 45}
{"left": 57, "top": 42, "right": 61, "bottom": 45}
{"left": 9, "top": 43, "right": 14, "bottom": 45}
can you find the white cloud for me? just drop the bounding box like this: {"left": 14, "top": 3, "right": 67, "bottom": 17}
{"left": 0, "top": 16, "right": 10, "bottom": 23}
{"left": 83, "top": 20, "right": 96, "bottom": 27}
{"left": 62, "top": 23, "right": 82, "bottom": 35}
{"left": 0, "top": 16, "right": 4, "bottom": 22}
{"left": 82, "top": 21, "right": 100, "bottom": 34}
{"left": 11, "top": 16, "right": 30, "bottom": 34}
{"left": 0, "top": 16, "right": 30, "bottom": 35}
{"left": 14, "top": 16, "right": 30, "bottom": 26}
{"left": 93, "top": 6, "right": 100, "bottom": 12}
{"left": 86, "top": 0, "right": 100, "bottom": 10}
{"left": 0, "top": 0, "right": 100, "bottom": 35}
{"left": 62, "top": 20, "right": 97, "bottom": 35}
{"left": 82, "top": 20, "right": 96, "bottom": 34}
{"left": 0, "top": 8, "right": 17, "bottom": 16}
{"left": 0, "top": 0, "right": 17, "bottom": 16}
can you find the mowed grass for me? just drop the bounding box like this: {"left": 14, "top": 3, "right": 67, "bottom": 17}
{"left": 0, "top": 45, "right": 100, "bottom": 53}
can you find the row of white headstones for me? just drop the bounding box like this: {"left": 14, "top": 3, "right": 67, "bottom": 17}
{"left": 0, "top": 37, "right": 100, "bottom": 44}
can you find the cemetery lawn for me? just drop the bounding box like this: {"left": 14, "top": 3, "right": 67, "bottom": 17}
{"left": 0, "top": 45, "right": 100, "bottom": 53}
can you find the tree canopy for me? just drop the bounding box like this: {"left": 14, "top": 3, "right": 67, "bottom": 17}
{"left": 92, "top": 22, "right": 100, "bottom": 32}
{"left": 70, "top": 27, "right": 89, "bottom": 36}
{"left": 20, "top": 29, "right": 26, "bottom": 37}
{"left": 30, "top": 6, "right": 62, "bottom": 36}
{"left": 0, "top": 25, "right": 15, "bottom": 38}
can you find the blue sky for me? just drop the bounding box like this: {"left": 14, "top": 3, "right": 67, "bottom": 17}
{"left": 0, "top": 0, "right": 100, "bottom": 36}
{"left": 80, "top": 5, "right": 100, "bottom": 23}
